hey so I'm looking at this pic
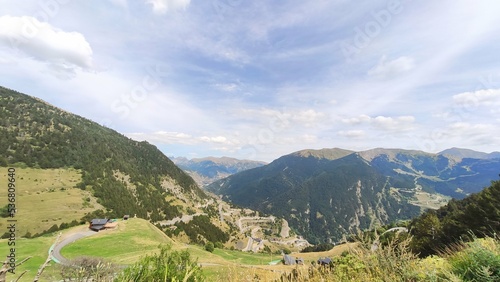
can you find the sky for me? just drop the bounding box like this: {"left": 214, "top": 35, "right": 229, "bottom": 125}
{"left": 1, "top": 0, "right": 500, "bottom": 162}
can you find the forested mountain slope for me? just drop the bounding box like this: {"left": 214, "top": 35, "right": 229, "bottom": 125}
{"left": 208, "top": 149, "right": 421, "bottom": 243}
{"left": 208, "top": 148, "right": 500, "bottom": 243}
{"left": 0, "top": 86, "right": 206, "bottom": 223}
{"left": 409, "top": 179, "right": 500, "bottom": 256}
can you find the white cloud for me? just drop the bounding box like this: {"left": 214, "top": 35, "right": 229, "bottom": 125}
{"left": 338, "top": 130, "right": 365, "bottom": 138}
{"left": 145, "top": 0, "right": 190, "bottom": 14}
{"left": 453, "top": 88, "right": 500, "bottom": 107}
{"left": 300, "top": 134, "right": 318, "bottom": 143}
{"left": 448, "top": 122, "right": 490, "bottom": 133}
{"left": 0, "top": 15, "right": 93, "bottom": 74}
{"left": 368, "top": 56, "right": 415, "bottom": 79}
{"left": 342, "top": 114, "right": 415, "bottom": 132}
{"left": 184, "top": 35, "right": 250, "bottom": 64}
{"left": 441, "top": 122, "right": 498, "bottom": 147}
{"left": 2, "top": 1, "right": 500, "bottom": 161}
{"left": 200, "top": 136, "right": 231, "bottom": 144}
{"left": 127, "top": 131, "right": 195, "bottom": 144}
{"left": 128, "top": 131, "right": 241, "bottom": 149}
{"left": 237, "top": 108, "right": 327, "bottom": 128}
{"left": 373, "top": 115, "right": 415, "bottom": 130}
{"left": 292, "top": 109, "right": 328, "bottom": 126}
{"left": 213, "top": 83, "right": 238, "bottom": 92}
{"left": 341, "top": 115, "right": 371, "bottom": 125}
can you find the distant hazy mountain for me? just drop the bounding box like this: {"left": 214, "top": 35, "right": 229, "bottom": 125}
{"left": 439, "top": 147, "right": 500, "bottom": 161}
{"left": 207, "top": 148, "right": 500, "bottom": 243}
{"left": 172, "top": 156, "right": 266, "bottom": 187}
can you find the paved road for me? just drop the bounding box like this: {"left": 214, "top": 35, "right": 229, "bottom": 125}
{"left": 51, "top": 230, "right": 97, "bottom": 264}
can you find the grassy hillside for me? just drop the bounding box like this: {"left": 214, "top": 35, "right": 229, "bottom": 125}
{"left": 0, "top": 218, "right": 354, "bottom": 281}
{"left": 0, "top": 167, "right": 100, "bottom": 236}
{"left": 61, "top": 218, "right": 175, "bottom": 263}
{"left": 0, "top": 235, "right": 56, "bottom": 282}
{"left": 4, "top": 217, "right": 498, "bottom": 281}
{"left": 0, "top": 86, "right": 207, "bottom": 226}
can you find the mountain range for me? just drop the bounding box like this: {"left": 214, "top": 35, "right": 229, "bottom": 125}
{"left": 171, "top": 156, "right": 266, "bottom": 187}
{"left": 207, "top": 147, "right": 500, "bottom": 243}
{"left": 2, "top": 85, "right": 499, "bottom": 246}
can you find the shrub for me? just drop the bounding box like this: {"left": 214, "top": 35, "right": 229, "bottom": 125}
{"left": 116, "top": 244, "right": 204, "bottom": 281}
{"left": 447, "top": 238, "right": 500, "bottom": 281}
{"left": 301, "top": 243, "right": 334, "bottom": 253}
{"left": 60, "top": 256, "right": 117, "bottom": 282}
{"left": 205, "top": 242, "right": 215, "bottom": 253}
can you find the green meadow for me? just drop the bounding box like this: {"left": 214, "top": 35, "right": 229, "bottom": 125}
{"left": 60, "top": 218, "right": 175, "bottom": 263}
{"left": 0, "top": 167, "right": 101, "bottom": 236}
{"left": 0, "top": 235, "right": 55, "bottom": 281}
{"left": 0, "top": 218, "right": 298, "bottom": 281}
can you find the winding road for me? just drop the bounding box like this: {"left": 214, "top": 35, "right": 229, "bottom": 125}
{"left": 51, "top": 230, "right": 97, "bottom": 264}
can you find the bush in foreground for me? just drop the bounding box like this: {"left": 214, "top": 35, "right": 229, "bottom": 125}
{"left": 274, "top": 235, "right": 500, "bottom": 282}
{"left": 116, "top": 244, "right": 204, "bottom": 282}
{"left": 444, "top": 237, "right": 500, "bottom": 281}
{"left": 60, "top": 256, "right": 117, "bottom": 282}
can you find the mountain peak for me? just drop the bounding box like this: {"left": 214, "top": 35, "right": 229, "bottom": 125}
{"left": 290, "top": 148, "right": 354, "bottom": 160}
{"left": 358, "top": 148, "right": 432, "bottom": 162}
{"left": 439, "top": 147, "right": 500, "bottom": 161}
{"left": 190, "top": 156, "right": 266, "bottom": 166}
{"left": 172, "top": 156, "right": 267, "bottom": 187}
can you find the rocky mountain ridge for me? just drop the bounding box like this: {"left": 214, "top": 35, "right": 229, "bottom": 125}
{"left": 207, "top": 147, "right": 500, "bottom": 243}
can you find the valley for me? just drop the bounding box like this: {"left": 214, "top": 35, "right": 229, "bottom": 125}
{"left": 206, "top": 148, "right": 500, "bottom": 243}
{"left": 1, "top": 87, "right": 499, "bottom": 281}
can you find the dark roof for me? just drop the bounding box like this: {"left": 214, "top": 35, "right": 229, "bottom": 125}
{"left": 318, "top": 257, "right": 332, "bottom": 265}
{"left": 91, "top": 218, "right": 109, "bottom": 225}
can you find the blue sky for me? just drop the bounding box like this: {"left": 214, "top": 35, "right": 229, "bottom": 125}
{"left": 1, "top": 0, "right": 500, "bottom": 162}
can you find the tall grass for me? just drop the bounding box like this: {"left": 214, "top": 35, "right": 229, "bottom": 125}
{"left": 272, "top": 234, "right": 500, "bottom": 282}
{"left": 440, "top": 236, "right": 500, "bottom": 281}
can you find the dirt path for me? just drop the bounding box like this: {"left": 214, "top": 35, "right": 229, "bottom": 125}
{"left": 280, "top": 219, "right": 290, "bottom": 238}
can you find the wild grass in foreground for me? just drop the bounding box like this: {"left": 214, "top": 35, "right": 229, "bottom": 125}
{"left": 271, "top": 235, "right": 500, "bottom": 282}
{"left": 439, "top": 236, "right": 500, "bottom": 282}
